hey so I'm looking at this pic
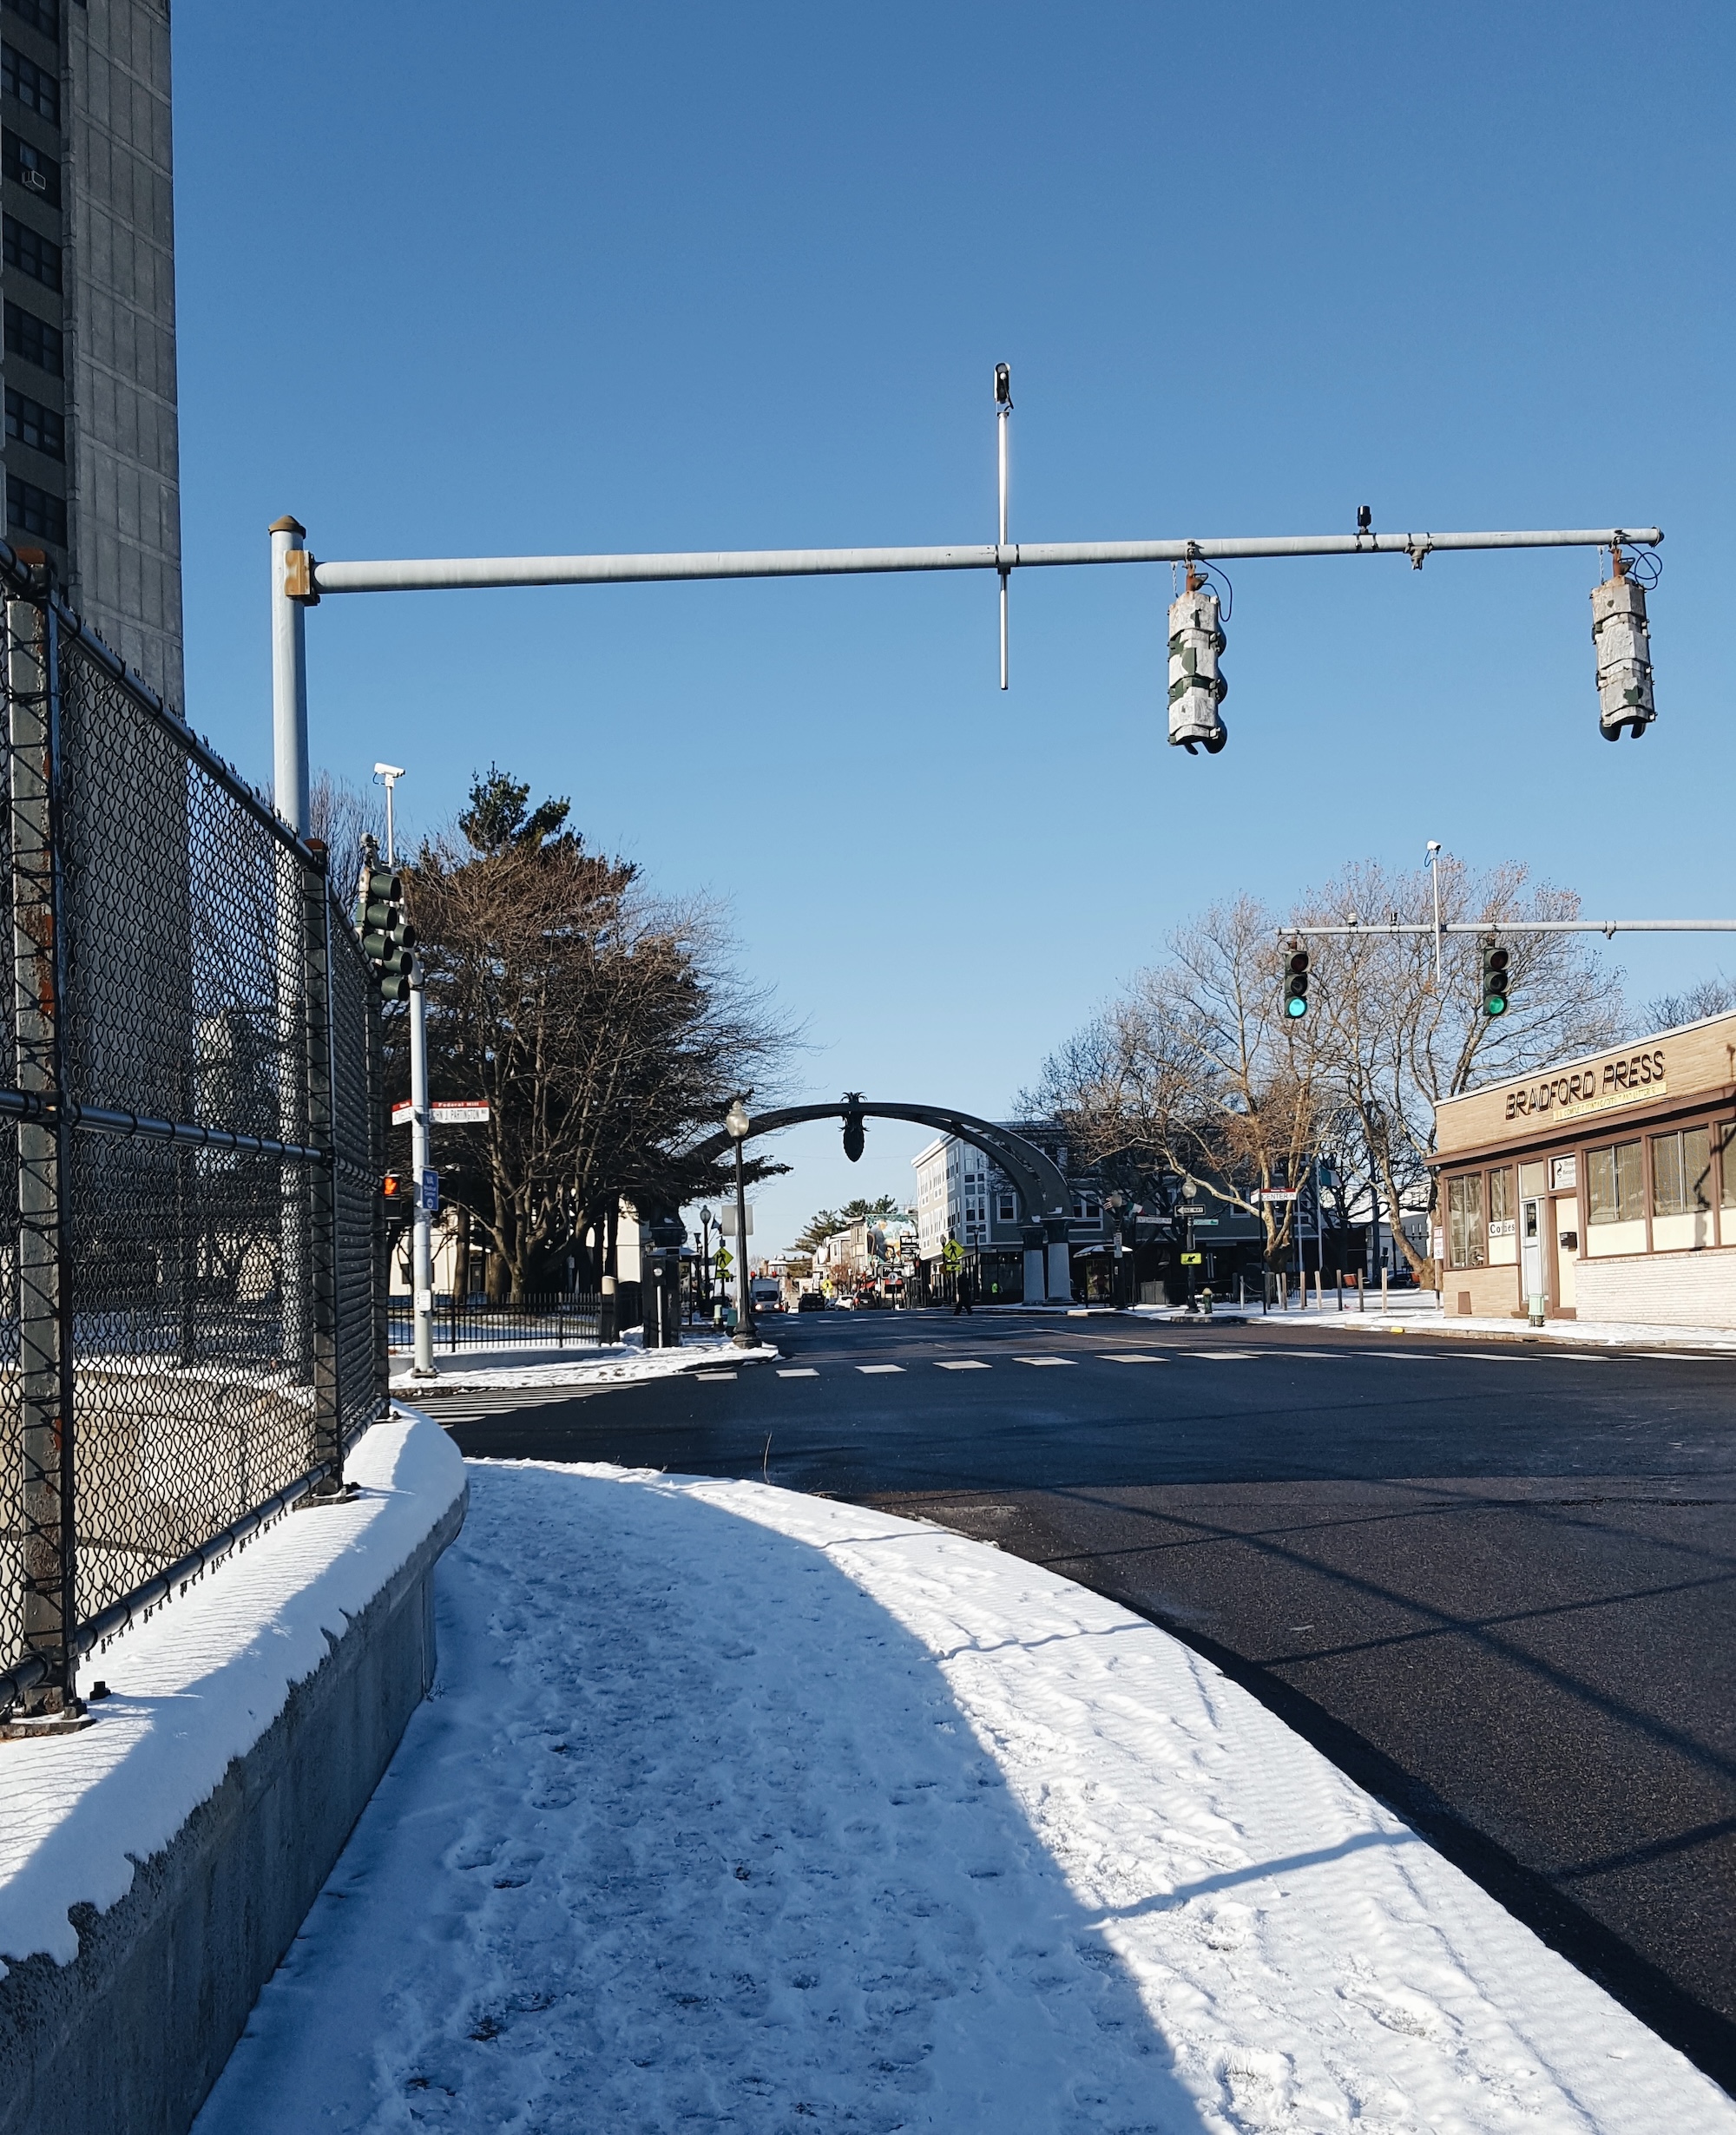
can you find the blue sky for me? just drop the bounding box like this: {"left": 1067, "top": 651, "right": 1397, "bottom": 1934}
{"left": 174, "top": 2, "right": 1733, "bottom": 1255}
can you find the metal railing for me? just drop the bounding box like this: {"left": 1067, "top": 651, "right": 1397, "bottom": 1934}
{"left": 386, "top": 1291, "right": 602, "bottom": 1352}
{"left": 0, "top": 559, "right": 387, "bottom": 1724}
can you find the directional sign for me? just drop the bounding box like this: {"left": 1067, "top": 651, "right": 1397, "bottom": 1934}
{"left": 1252, "top": 1188, "right": 1299, "bottom": 1202}
{"left": 391, "top": 1100, "right": 490, "bottom": 1127}
{"left": 418, "top": 1167, "right": 439, "bottom": 1212}
{"left": 1180, "top": 1251, "right": 1204, "bottom": 1266}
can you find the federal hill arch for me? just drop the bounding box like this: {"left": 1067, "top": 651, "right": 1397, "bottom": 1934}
{"left": 688, "top": 1100, "right": 1078, "bottom": 1303}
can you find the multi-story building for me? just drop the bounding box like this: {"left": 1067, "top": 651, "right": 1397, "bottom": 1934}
{"left": 913, "top": 1122, "right": 1108, "bottom": 1302}
{"left": 2, "top": 0, "right": 182, "bottom": 704}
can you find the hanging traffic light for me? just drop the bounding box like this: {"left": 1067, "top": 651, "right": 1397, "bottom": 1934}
{"left": 1167, "top": 567, "right": 1228, "bottom": 755}
{"left": 357, "top": 860, "right": 416, "bottom": 1002}
{"left": 1591, "top": 548, "right": 1655, "bottom": 742}
{"left": 1284, "top": 946, "right": 1310, "bottom": 1019}
{"left": 1482, "top": 939, "right": 1510, "bottom": 1018}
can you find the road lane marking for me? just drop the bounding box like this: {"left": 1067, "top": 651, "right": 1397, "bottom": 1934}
{"left": 696, "top": 1371, "right": 737, "bottom": 1382}
{"left": 1185, "top": 1350, "right": 1259, "bottom": 1362}
{"left": 1014, "top": 1356, "right": 1075, "bottom": 1366}
{"left": 1101, "top": 1353, "right": 1167, "bottom": 1363}
{"left": 858, "top": 1363, "right": 904, "bottom": 1374}
{"left": 936, "top": 1360, "right": 991, "bottom": 1370}
{"left": 777, "top": 1368, "right": 819, "bottom": 1378}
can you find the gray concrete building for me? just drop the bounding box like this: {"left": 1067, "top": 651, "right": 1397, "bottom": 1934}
{"left": 2, "top": 0, "right": 181, "bottom": 706}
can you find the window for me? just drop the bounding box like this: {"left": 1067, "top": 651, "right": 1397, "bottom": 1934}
{"left": 1, "top": 42, "right": 56, "bottom": 123}
{"left": 4, "top": 298, "right": 60, "bottom": 374}
{"left": 1651, "top": 1127, "right": 1711, "bottom": 1218}
{"left": 1488, "top": 1166, "right": 1513, "bottom": 1225}
{"left": 5, "top": 384, "right": 60, "bottom": 457}
{"left": 1587, "top": 1140, "right": 1644, "bottom": 1225}
{"left": 996, "top": 1190, "right": 1017, "bottom": 1223}
{"left": 6, "top": 471, "right": 63, "bottom": 542}
{"left": 2, "top": 0, "right": 59, "bottom": 40}
{"left": 1447, "top": 1173, "right": 1485, "bottom": 1269}
{"left": 1721, "top": 1126, "right": 1736, "bottom": 1211}
{"left": 2, "top": 127, "right": 56, "bottom": 203}
{"left": 3, "top": 211, "right": 59, "bottom": 288}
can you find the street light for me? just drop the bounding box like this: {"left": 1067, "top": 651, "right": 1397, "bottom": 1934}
{"left": 699, "top": 1205, "right": 714, "bottom": 1322}
{"left": 725, "top": 1096, "right": 755, "bottom": 1349}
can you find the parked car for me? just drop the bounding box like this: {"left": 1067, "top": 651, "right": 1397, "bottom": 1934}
{"left": 797, "top": 1291, "right": 826, "bottom": 1312}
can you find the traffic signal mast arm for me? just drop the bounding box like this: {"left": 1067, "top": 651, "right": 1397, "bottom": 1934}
{"left": 304, "top": 525, "right": 1659, "bottom": 597}
{"left": 1279, "top": 920, "right": 1736, "bottom": 936}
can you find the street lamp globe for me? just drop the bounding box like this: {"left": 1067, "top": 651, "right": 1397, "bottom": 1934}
{"left": 725, "top": 1097, "right": 751, "bottom": 1140}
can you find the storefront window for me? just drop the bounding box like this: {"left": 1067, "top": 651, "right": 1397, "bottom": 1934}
{"left": 1448, "top": 1173, "right": 1484, "bottom": 1269}
{"left": 1588, "top": 1140, "right": 1644, "bottom": 1225}
{"left": 1488, "top": 1166, "right": 1513, "bottom": 1227}
{"left": 1651, "top": 1127, "right": 1711, "bottom": 1217}
{"left": 1721, "top": 1126, "right": 1736, "bottom": 1210}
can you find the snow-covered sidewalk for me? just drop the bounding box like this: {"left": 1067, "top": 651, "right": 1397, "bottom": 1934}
{"left": 196, "top": 1459, "right": 1731, "bottom": 2133}
{"left": 390, "top": 1332, "right": 779, "bottom": 1391}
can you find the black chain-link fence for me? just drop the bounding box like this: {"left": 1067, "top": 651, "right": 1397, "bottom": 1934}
{"left": 0, "top": 576, "right": 386, "bottom": 1722}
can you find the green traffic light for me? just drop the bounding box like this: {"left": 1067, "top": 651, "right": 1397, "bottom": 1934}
{"left": 1286, "top": 995, "right": 1308, "bottom": 1018}
{"left": 1484, "top": 994, "right": 1508, "bottom": 1017}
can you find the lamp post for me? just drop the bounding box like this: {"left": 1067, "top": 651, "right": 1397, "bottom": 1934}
{"left": 699, "top": 1205, "right": 714, "bottom": 1322}
{"left": 725, "top": 1096, "right": 755, "bottom": 1349}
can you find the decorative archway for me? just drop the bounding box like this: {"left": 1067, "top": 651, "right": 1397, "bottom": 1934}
{"left": 687, "top": 1100, "right": 1077, "bottom": 1302}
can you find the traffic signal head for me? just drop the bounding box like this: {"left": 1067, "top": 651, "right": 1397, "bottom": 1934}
{"left": 356, "top": 864, "right": 417, "bottom": 1001}
{"left": 1167, "top": 577, "right": 1229, "bottom": 755}
{"left": 1284, "top": 947, "right": 1310, "bottom": 1019}
{"left": 1591, "top": 551, "right": 1656, "bottom": 742}
{"left": 1482, "top": 940, "right": 1510, "bottom": 1017}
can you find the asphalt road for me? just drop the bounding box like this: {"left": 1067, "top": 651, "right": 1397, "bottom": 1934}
{"left": 431, "top": 1306, "right": 1736, "bottom": 2092}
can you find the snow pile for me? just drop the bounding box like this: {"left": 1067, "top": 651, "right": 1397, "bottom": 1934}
{"left": 0, "top": 1416, "right": 465, "bottom": 1975}
{"left": 197, "top": 1462, "right": 1732, "bottom": 2133}
{"left": 391, "top": 1333, "right": 779, "bottom": 1391}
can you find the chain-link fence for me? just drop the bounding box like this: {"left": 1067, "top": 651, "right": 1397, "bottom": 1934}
{"left": 0, "top": 575, "right": 387, "bottom": 1724}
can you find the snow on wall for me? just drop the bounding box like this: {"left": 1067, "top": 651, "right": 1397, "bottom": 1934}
{"left": 0, "top": 1413, "right": 466, "bottom": 1975}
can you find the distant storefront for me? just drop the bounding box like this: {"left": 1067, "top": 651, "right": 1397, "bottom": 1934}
{"left": 1432, "top": 1011, "right": 1736, "bottom": 1327}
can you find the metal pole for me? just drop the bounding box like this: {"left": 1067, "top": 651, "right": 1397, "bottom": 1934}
{"left": 269, "top": 517, "right": 309, "bottom": 834}
{"left": 1428, "top": 841, "right": 1443, "bottom": 990}
{"left": 6, "top": 592, "right": 82, "bottom": 1727}
{"left": 303, "top": 843, "right": 345, "bottom": 1490}
{"left": 408, "top": 956, "right": 436, "bottom": 1377}
{"left": 1285, "top": 917, "right": 1736, "bottom": 936}
{"left": 733, "top": 1137, "right": 756, "bottom": 1350}
{"left": 996, "top": 370, "right": 1011, "bottom": 691}
{"left": 306, "top": 524, "right": 1663, "bottom": 598}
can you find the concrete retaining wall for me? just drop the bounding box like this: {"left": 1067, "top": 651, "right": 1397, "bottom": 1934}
{"left": 0, "top": 1485, "right": 465, "bottom": 2135}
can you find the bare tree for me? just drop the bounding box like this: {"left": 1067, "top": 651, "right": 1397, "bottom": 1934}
{"left": 307, "top": 771, "right": 382, "bottom": 896}
{"left": 1295, "top": 857, "right": 1625, "bottom": 1278}
{"left": 1029, "top": 897, "right": 1326, "bottom": 1271}
{"left": 1643, "top": 976, "right": 1736, "bottom": 1032}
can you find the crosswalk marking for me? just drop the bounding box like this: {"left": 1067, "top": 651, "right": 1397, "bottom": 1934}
{"left": 936, "top": 1359, "right": 991, "bottom": 1370}
{"left": 1101, "top": 1352, "right": 1166, "bottom": 1363}
{"left": 777, "top": 1368, "right": 819, "bottom": 1378}
{"left": 1188, "top": 1350, "right": 1259, "bottom": 1362}
{"left": 1014, "top": 1356, "right": 1075, "bottom": 1367}
{"left": 858, "top": 1363, "right": 904, "bottom": 1375}
{"left": 696, "top": 1371, "right": 737, "bottom": 1382}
